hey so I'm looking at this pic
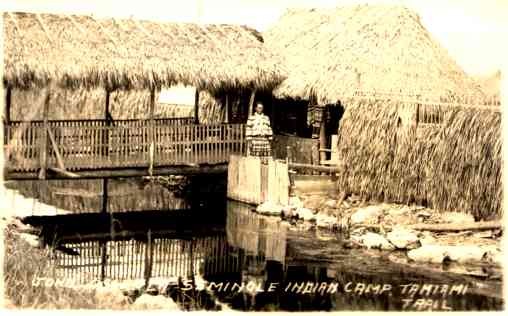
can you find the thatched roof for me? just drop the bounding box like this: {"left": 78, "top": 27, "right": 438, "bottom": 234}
{"left": 3, "top": 12, "right": 285, "bottom": 91}
{"left": 265, "top": 5, "right": 485, "bottom": 104}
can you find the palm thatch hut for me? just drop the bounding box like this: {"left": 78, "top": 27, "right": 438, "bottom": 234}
{"left": 265, "top": 5, "right": 501, "bottom": 219}
{"left": 2, "top": 11, "right": 286, "bottom": 178}
{"left": 264, "top": 5, "right": 487, "bottom": 162}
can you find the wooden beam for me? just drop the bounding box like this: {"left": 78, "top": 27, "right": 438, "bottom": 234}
{"left": 248, "top": 89, "right": 256, "bottom": 117}
{"left": 225, "top": 93, "right": 230, "bottom": 124}
{"left": 409, "top": 221, "right": 502, "bottom": 232}
{"left": 103, "top": 89, "right": 111, "bottom": 156}
{"left": 5, "top": 86, "right": 11, "bottom": 123}
{"left": 6, "top": 164, "right": 228, "bottom": 180}
{"left": 48, "top": 167, "right": 80, "bottom": 178}
{"left": 194, "top": 89, "right": 200, "bottom": 124}
{"left": 47, "top": 128, "right": 65, "bottom": 170}
{"left": 319, "top": 119, "right": 327, "bottom": 162}
{"left": 149, "top": 88, "right": 156, "bottom": 176}
{"left": 288, "top": 162, "right": 339, "bottom": 174}
{"left": 38, "top": 89, "right": 51, "bottom": 180}
{"left": 102, "top": 178, "right": 108, "bottom": 214}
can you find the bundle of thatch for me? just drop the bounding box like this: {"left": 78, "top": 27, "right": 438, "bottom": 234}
{"left": 337, "top": 102, "right": 502, "bottom": 220}
{"left": 265, "top": 5, "right": 485, "bottom": 104}
{"left": 3, "top": 12, "right": 285, "bottom": 92}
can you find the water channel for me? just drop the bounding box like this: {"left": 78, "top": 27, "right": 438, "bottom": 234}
{"left": 10, "top": 176, "right": 504, "bottom": 311}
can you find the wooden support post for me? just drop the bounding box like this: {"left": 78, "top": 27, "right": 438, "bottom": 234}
{"left": 5, "top": 86, "right": 11, "bottom": 123}
{"left": 194, "top": 89, "right": 200, "bottom": 124}
{"left": 47, "top": 128, "right": 65, "bottom": 170}
{"left": 38, "top": 89, "right": 50, "bottom": 180}
{"left": 149, "top": 88, "right": 155, "bottom": 176}
{"left": 319, "top": 119, "right": 327, "bottom": 163}
{"left": 225, "top": 93, "right": 230, "bottom": 124}
{"left": 103, "top": 89, "right": 111, "bottom": 157}
{"left": 248, "top": 89, "right": 256, "bottom": 116}
{"left": 102, "top": 178, "right": 108, "bottom": 214}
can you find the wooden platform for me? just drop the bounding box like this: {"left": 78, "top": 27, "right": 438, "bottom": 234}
{"left": 227, "top": 155, "right": 289, "bottom": 205}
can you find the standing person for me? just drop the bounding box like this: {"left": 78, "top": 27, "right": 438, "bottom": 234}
{"left": 245, "top": 102, "right": 273, "bottom": 157}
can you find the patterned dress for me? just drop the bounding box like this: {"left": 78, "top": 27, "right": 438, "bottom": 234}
{"left": 245, "top": 113, "right": 273, "bottom": 157}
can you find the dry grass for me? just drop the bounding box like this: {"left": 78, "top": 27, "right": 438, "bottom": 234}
{"left": 265, "top": 5, "right": 484, "bottom": 104}
{"left": 3, "top": 225, "right": 131, "bottom": 309}
{"left": 336, "top": 101, "right": 501, "bottom": 220}
{"left": 4, "top": 12, "right": 285, "bottom": 92}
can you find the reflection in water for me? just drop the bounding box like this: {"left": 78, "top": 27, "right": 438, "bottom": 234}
{"left": 226, "top": 201, "right": 286, "bottom": 264}
{"left": 42, "top": 202, "right": 502, "bottom": 311}
{"left": 6, "top": 178, "right": 189, "bottom": 213}
{"left": 51, "top": 235, "right": 238, "bottom": 285}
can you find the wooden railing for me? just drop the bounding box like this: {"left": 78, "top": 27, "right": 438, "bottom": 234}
{"left": 4, "top": 119, "right": 245, "bottom": 172}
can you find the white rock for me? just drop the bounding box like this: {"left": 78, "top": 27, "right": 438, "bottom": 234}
{"left": 316, "top": 214, "right": 337, "bottom": 228}
{"left": 388, "top": 206, "right": 408, "bottom": 216}
{"left": 132, "top": 294, "right": 179, "bottom": 310}
{"left": 18, "top": 232, "right": 40, "bottom": 248}
{"left": 256, "top": 201, "right": 282, "bottom": 216}
{"left": 408, "top": 245, "right": 449, "bottom": 263}
{"left": 386, "top": 228, "right": 419, "bottom": 249}
{"left": 419, "top": 234, "right": 437, "bottom": 246}
{"left": 323, "top": 199, "right": 338, "bottom": 208}
{"left": 95, "top": 286, "right": 129, "bottom": 306}
{"left": 441, "top": 212, "right": 475, "bottom": 224}
{"left": 446, "top": 246, "right": 487, "bottom": 263}
{"left": 361, "top": 232, "right": 395, "bottom": 250}
{"left": 487, "top": 251, "right": 503, "bottom": 266}
{"left": 288, "top": 196, "right": 304, "bottom": 209}
{"left": 350, "top": 205, "right": 383, "bottom": 225}
{"left": 296, "top": 207, "right": 315, "bottom": 221}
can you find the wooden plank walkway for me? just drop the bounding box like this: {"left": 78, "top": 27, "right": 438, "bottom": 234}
{"left": 4, "top": 119, "right": 245, "bottom": 174}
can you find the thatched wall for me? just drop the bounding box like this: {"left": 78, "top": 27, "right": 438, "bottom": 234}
{"left": 337, "top": 101, "right": 501, "bottom": 220}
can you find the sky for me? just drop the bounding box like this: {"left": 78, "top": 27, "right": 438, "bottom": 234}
{"left": 2, "top": 0, "right": 508, "bottom": 76}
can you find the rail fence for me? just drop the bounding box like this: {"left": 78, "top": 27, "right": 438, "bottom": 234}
{"left": 4, "top": 119, "right": 245, "bottom": 172}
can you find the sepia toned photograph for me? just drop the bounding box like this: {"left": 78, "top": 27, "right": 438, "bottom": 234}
{"left": 0, "top": 0, "right": 505, "bottom": 312}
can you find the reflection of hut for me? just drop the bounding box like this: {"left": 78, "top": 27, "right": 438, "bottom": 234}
{"left": 264, "top": 5, "right": 486, "bottom": 164}
{"left": 265, "top": 6, "right": 501, "bottom": 219}
{"left": 226, "top": 202, "right": 287, "bottom": 264}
